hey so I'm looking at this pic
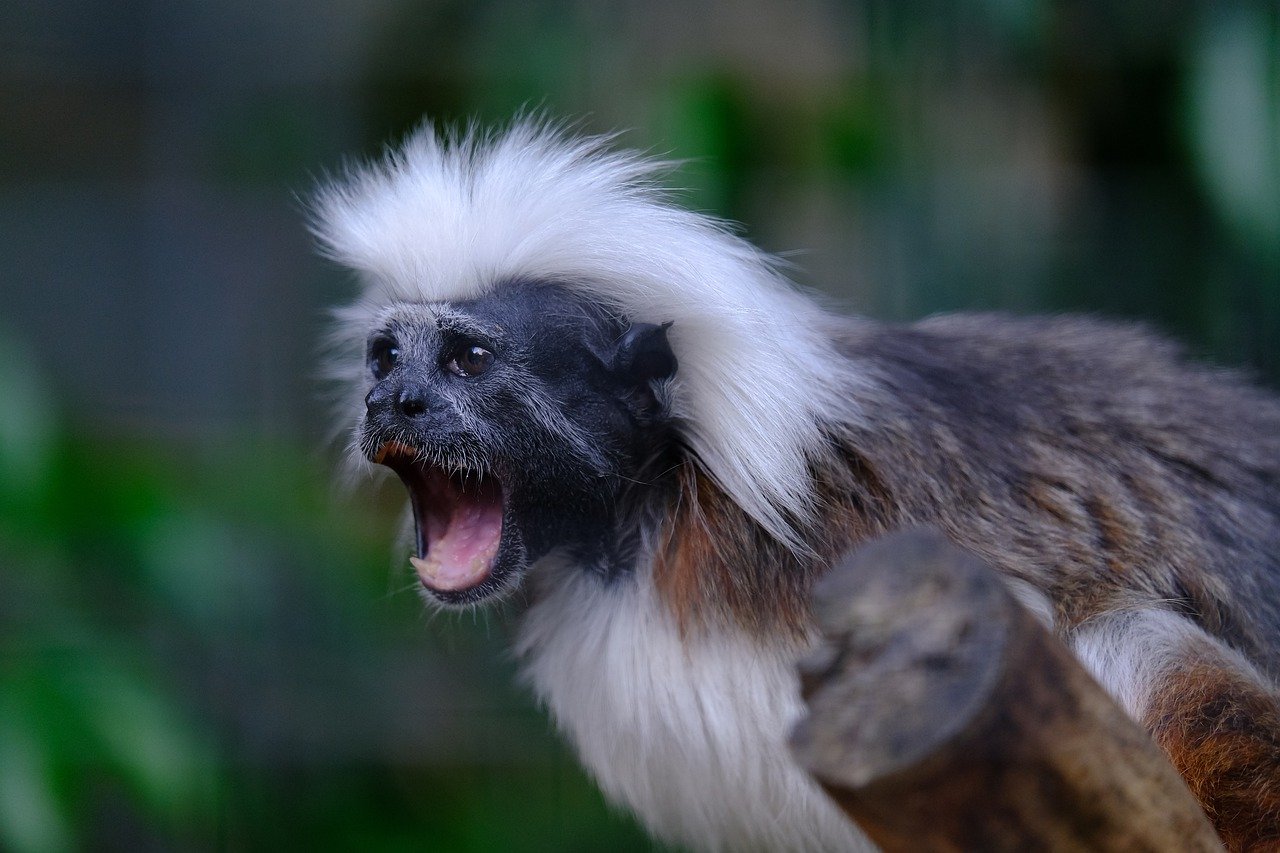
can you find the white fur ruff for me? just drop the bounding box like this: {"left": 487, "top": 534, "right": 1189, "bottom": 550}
{"left": 312, "top": 118, "right": 864, "bottom": 545}
{"left": 518, "top": 560, "right": 871, "bottom": 852}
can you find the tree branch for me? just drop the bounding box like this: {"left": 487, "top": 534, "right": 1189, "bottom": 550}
{"left": 790, "top": 528, "right": 1223, "bottom": 852}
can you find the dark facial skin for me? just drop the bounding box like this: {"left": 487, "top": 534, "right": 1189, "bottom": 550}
{"left": 359, "top": 280, "right": 678, "bottom": 606}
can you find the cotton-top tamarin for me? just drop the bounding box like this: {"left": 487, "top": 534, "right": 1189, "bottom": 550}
{"left": 313, "top": 120, "right": 1280, "bottom": 851}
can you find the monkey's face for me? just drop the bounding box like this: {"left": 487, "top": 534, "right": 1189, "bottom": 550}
{"left": 356, "top": 281, "right": 677, "bottom": 607}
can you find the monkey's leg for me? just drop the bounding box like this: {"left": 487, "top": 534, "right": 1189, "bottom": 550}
{"left": 1071, "top": 609, "right": 1280, "bottom": 850}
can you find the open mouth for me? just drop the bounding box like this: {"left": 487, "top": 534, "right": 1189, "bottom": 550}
{"left": 372, "top": 441, "right": 505, "bottom": 596}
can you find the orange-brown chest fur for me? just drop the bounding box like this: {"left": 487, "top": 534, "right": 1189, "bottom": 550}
{"left": 652, "top": 457, "right": 893, "bottom": 637}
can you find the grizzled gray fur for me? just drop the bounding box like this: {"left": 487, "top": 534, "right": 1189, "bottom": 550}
{"left": 842, "top": 314, "right": 1280, "bottom": 675}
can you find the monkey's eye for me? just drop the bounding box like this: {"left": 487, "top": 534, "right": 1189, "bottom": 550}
{"left": 369, "top": 337, "right": 399, "bottom": 380}
{"left": 448, "top": 345, "right": 495, "bottom": 378}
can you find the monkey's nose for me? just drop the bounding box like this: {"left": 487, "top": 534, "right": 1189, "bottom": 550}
{"left": 394, "top": 384, "right": 429, "bottom": 418}
{"left": 365, "top": 382, "right": 431, "bottom": 419}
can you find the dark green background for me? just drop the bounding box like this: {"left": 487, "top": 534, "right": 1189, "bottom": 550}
{"left": 2, "top": 1, "right": 1277, "bottom": 850}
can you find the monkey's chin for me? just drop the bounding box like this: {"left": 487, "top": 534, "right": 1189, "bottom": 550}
{"left": 372, "top": 441, "right": 507, "bottom": 600}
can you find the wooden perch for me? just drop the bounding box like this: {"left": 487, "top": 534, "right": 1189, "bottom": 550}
{"left": 789, "top": 528, "right": 1224, "bottom": 852}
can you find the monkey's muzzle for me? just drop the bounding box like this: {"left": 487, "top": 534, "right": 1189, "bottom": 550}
{"left": 373, "top": 441, "right": 505, "bottom": 594}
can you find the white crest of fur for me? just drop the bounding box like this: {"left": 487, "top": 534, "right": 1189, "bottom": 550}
{"left": 518, "top": 560, "right": 871, "bottom": 852}
{"left": 312, "top": 119, "right": 862, "bottom": 544}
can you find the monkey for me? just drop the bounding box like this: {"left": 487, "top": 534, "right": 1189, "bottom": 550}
{"left": 312, "top": 120, "right": 1280, "bottom": 851}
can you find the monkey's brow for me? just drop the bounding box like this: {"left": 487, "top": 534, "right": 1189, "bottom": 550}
{"left": 436, "top": 312, "right": 503, "bottom": 343}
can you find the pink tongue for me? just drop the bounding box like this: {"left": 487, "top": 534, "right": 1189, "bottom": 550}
{"left": 412, "top": 491, "right": 504, "bottom": 591}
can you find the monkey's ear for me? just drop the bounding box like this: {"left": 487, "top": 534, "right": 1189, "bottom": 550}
{"left": 613, "top": 321, "right": 678, "bottom": 385}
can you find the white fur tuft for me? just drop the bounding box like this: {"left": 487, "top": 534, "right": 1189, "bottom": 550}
{"left": 518, "top": 559, "right": 871, "bottom": 852}
{"left": 1070, "top": 607, "right": 1271, "bottom": 722}
{"left": 312, "top": 119, "right": 861, "bottom": 545}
